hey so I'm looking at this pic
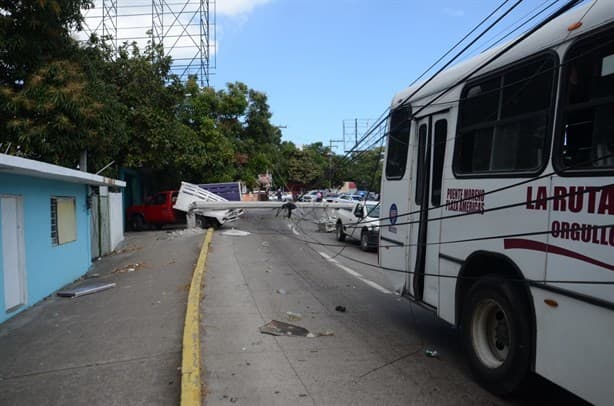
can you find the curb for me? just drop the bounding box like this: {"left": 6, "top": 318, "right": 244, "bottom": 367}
{"left": 181, "top": 228, "right": 214, "bottom": 406}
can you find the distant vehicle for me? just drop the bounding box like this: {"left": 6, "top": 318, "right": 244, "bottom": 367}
{"left": 127, "top": 182, "right": 242, "bottom": 230}
{"left": 126, "top": 190, "right": 185, "bottom": 231}
{"left": 198, "top": 182, "right": 244, "bottom": 201}
{"left": 324, "top": 193, "right": 340, "bottom": 203}
{"left": 335, "top": 194, "right": 363, "bottom": 203}
{"left": 270, "top": 190, "right": 293, "bottom": 201}
{"left": 299, "top": 190, "right": 324, "bottom": 202}
{"left": 335, "top": 201, "right": 380, "bottom": 251}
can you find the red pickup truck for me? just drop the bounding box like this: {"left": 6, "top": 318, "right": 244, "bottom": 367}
{"left": 126, "top": 190, "right": 186, "bottom": 230}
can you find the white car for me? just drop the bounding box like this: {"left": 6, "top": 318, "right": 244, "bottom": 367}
{"left": 335, "top": 201, "right": 380, "bottom": 251}
{"left": 334, "top": 194, "right": 363, "bottom": 203}
{"left": 299, "top": 190, "right": 324, "bottom": 202}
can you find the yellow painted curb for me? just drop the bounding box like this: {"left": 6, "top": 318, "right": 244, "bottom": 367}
{"left": 181, "top": 228, "right": 214, "bottom": 406}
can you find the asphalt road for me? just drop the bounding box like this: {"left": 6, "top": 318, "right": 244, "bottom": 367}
{"left": 201, "top": 208, "right": 588, "bottom": 406}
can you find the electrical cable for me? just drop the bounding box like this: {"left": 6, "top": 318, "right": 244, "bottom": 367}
{"left": 408, "top": 0, "right": 515, "bottom": 89}
{"left": 254, "top": 208, "right": 614, "bottom": 285}
{"left": 342, "top": 0, "right": 585, "bottom": 167}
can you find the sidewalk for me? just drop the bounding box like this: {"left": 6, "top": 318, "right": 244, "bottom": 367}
{"left": 0, "top": 227, "right": 206, "bottom": 406}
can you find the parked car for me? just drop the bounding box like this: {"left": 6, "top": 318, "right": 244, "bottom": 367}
{"left": 334, "top": 194, "right": 363, "bottom": 203}
{"left": 299, "top": 190, "right": 324, "bottom": 202}
{"left": 324, "top": 193, "right": 340, "bottom": 202}
{"left": 335, "top": 201, "right": 380, "bottom": 251}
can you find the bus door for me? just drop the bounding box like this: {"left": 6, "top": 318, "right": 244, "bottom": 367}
{"left": 380, "top": 105, "right": 412, "bottom": 294}
{"left": 407, "top": 112, "right": 449, "bottom": 308}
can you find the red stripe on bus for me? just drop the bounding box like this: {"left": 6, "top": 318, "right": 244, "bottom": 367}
{"left": 503, "top": 238, "right": 614, "bottom": 272}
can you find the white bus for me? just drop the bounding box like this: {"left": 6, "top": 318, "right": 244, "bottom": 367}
{"left": 379, "top": 2, "right": 613, "bottom": 404}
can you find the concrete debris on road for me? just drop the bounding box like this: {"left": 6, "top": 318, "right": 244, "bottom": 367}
{"left": 424, "top": 349, "right": 439, "bottom": 358}
{"left": 285, "top": 311, "right": 302, "bottom": 321}
{"left": 57, "top": 282, "right": 116, "bottom": 298}
{"left": 221, "top": 229, "right": 251, "bottom": 237}
{"left": 112, "top": 263, "right": 143, "bottom": 274}
{"left": 259, "top": 320, "right": 310, "bottom": 337}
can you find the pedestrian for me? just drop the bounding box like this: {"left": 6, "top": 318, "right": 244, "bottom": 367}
{"left": 276, "top": 188, "right": 282, "bottom": 201}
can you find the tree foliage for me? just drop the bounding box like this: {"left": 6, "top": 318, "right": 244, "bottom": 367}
{"left": 0, "top": 1, "right": 382, "bottom": 193}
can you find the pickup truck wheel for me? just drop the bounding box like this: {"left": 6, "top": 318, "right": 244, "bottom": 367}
{"left": 360, "top": 230, "right": 369, "bottom": 251}
{"left": 130, "top": 214, "right": 144, "bottom": 231}
{"left": 462, "top": 276, "right": 532, "bottom": 395}
{"left": 336, "top": 222, "right": 346, "bottom": 242}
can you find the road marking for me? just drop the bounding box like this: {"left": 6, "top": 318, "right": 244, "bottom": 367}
{"left": 319, "top": 252, "right": 391, "bottom": 295}
{"left": 287, "top": 223, "right": 300, "bottom": 236}
{"left": 181, "top": 228, "right": 214, "bottom": 406}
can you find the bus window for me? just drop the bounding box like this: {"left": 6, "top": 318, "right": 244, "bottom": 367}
{"left": 385, "top": 105, "right": 411, "bottom": 180}
{"left": 431, "top": 119, "right": 447, "bottom": 206}
{"left": 415, "top": 124, "right": 427, "bottom": 205}
{"left": 455, "top": 54, "right": 555, "bottom": 175}
{"left": 558, "top": 31, "right": 614, "bottom": 171}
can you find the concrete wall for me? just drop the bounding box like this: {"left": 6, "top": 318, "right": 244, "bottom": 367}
{"left": 109, "top": 191, "right": 124, "bottom": 251}
{"left": 0, "top": 174, "right": 91, "bottom": 323}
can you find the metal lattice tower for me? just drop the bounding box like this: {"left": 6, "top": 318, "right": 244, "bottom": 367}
{"left": 81, "top": 0, "right": 215, "bottom": 87}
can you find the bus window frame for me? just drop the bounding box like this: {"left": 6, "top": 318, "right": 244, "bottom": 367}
{"left": 452, "top": 51, "right": 558, "bottom": 179}
{"left": 553, "top": 26, "right": 614, "bottom": 177}
{"left": 385, "top": 104, "right": 412, "bottom": 181}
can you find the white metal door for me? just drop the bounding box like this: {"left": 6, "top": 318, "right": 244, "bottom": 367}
{"left": 1, "top": 196, "right": 26, "bottom": 311}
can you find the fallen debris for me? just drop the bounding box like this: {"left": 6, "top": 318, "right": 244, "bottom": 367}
{"left": 424, "top": 349, "right": 439, "bottom": 358}
{"left": 259, "top": 320, "right": 310, "bottom": 337}
{"left": 112, "top": 263, "right": 143, "bottom": 274}
{"left": 57, "top": 282, "right": 116, "bottom": 298}
{"left": 276, "top": 288, "right": 287, "bottom": 295}
{"left": 286, "top": 311, "right": 302, "bottom": 321}
{"left": 335, "top": 305, "right": 346, "bottom": 313}
{"left": 222, "top": 229, "right": 251, "bottom": 237}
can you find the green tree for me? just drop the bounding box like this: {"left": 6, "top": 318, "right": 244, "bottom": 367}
{"left": 0, "top": 0, "right": 93, "bottom": 86}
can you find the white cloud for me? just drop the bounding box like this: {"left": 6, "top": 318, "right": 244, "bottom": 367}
{"left": 74, "top": 0, "right": 272, "bottom": 83}
{"left": 442, "top": 8, "right": 465, "bottom": 17}
{"left": 216, "top": 0, "right": 274, "bottom": 17}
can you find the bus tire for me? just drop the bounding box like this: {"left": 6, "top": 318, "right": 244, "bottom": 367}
{"left": 336, "top": 222, "right": 346, "bottom": 242}
{"left": 461, "top": 276, "right": 531, "bottom": 396}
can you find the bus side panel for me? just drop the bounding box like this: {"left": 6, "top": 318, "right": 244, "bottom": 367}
{"left": 546, "top": 178, "right": 613, "bottom": 303}
{"left": 438, "top": 178, "right": 550, "bottom": 321}
{"left": 532, "top": 287, "right": 614, "bottom": 406}
{"left": 438, "top": 259, "right": 460, "bottom": 324}
{"left": 379, "top": 124, "right": 415, "bottom": 294}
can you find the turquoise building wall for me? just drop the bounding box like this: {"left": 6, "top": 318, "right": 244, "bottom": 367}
{"left": 0, "top": 174, "right": 91, "bottom": 323}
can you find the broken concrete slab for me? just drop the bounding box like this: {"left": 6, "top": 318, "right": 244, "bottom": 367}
{"left": 57, "top": 282, "right": 116, "bottom": 298}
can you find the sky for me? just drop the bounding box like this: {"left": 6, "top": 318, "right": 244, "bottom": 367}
{"left": 80, "top": 0, "right": 584, "bottom": 150}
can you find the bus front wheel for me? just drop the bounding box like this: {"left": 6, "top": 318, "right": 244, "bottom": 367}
{"left": 461, "top": 276, "right": 531, "bottom": 396}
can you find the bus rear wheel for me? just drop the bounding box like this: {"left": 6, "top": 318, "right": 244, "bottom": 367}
{"left": 461, "top": 276, "right": 531, "bottom": 396}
